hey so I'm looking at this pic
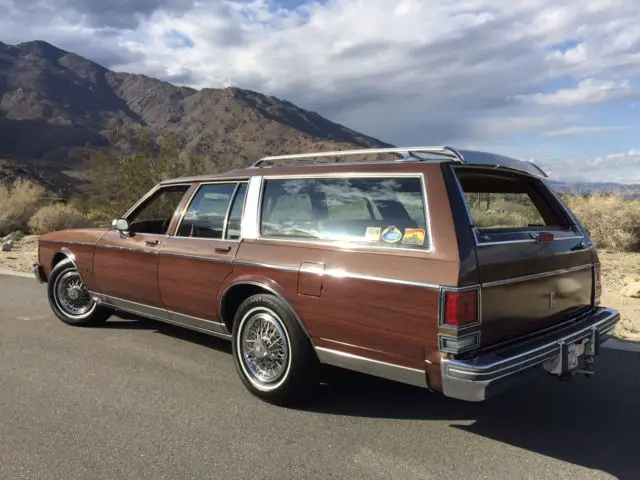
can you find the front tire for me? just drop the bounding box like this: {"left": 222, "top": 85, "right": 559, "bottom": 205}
{"left": 47, "top": 258, "right": 112, "bottom": 326}
{"left": 231, "top": 293, "right": 318, "bottom": 406}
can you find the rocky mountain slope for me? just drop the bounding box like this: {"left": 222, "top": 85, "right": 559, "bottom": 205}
{"left": 0, "top": 40, "right": 390, "bottom": 193}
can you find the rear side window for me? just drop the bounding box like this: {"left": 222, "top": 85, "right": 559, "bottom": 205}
{"left": 260, "top": 176, "right": 430, "bottom": 249}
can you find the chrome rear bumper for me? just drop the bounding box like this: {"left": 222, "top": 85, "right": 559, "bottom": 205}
{"left": 440, "top": 307, "right": 619, "bottom": 402}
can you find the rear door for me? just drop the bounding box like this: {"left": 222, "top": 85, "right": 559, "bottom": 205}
{"left": 158, "top": 181, "right": 248, "bottom": 325}
{"left": 452, "top": 166, "right": 596, "bottom": 347}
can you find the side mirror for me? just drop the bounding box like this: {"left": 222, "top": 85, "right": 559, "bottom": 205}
{"left": 112, "top": 218, "right": 130, "bottom": 237}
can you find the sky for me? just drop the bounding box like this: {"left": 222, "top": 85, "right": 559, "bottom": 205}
{"left": 1, "top": 0, "right": 639, "bottom": 184}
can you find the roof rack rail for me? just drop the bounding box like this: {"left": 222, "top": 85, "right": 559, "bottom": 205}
{"left": 251, "top": 146, "right": 465, "bottom": 168}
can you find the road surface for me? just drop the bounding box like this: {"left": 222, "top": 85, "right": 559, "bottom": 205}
{"left": 1, "top": 274, "right": 639, "bottom": 480}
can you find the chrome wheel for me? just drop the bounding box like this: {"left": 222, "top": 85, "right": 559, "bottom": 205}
{"left": 53, "top": 270, "right": 95, "bottom": 318}
{"left": 238, "top": 307, "right": 291, "bottom": 390}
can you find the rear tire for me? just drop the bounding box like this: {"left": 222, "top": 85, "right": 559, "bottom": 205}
{"left": 47, "top": 258, "right": 112, "bottom": 326}
{"left": 231, "top": 293, "right": 319, "bottom": 406}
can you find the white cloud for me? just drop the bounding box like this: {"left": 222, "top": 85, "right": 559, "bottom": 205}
{"left": 544, "top": 125, "right": 628, "bottom": 137}
{"left": 519, "top": 79, "right": 634, "bottom": 107}
{"left": 540, "top": 150, "right": 640, "bottom": 184}
{"left": 0, "top": 0, "right": 639, "bottom": 153}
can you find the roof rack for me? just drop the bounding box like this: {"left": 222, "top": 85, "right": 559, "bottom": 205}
{"left": 251, "top": 146, "right": 465, "bottom": 168}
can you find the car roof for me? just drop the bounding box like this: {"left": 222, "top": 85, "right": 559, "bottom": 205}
{"left": 160, "top": 146, "right": 547, "bottom": 185}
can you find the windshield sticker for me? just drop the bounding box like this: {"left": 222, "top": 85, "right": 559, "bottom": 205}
{"left": 364, "top": 226, "right": 381, "bottom": 242}
{"left": 402, "top": 228, "right": 425, "bottom": 245}
{"left": 381, "top": 226, "right": 403, "bottom": 243}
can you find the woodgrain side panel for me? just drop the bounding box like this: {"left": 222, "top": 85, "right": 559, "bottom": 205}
{"left": 158, "top": 237, "right": 238, "bottom": 321}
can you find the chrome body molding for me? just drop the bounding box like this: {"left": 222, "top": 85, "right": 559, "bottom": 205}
{"left": 38, "top": 240, "right": 96, "bottom": 247}
{"left": 440, "top": 307, "right": 619, "bottom": 402}
{"left": 481, "top": 264, "right": 593, "bottom": 288}
{"left": 92, "top": 293, "right": 231, "bottom": 340}
{"left": 314, "top": 346, "right": 427, "bottom": 388}
{"left": 233, "top": 259, "right": 441, "bottom": 290}
{"left": 160, "top": 251, "right": 233, "bottom": 264}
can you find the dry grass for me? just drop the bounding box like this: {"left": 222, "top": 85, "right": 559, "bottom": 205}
{"left": 28, "top": 203, "right": 93, "bottom": 235}
{"left": 566, "top": 194, "right": 640, "bottom": 252}
{"left": 0, "top": 180, "right": 45, "bottom": 236}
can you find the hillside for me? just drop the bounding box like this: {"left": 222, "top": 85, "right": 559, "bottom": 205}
{"left": 0, "top": 40, "right": 390, "bottom": 192}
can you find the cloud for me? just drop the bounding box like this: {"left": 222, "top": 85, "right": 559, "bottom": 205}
{"left": 518, "top": 78, "right": 635, "bottom": 107}
{"left": 544, "top": 125, "right": 628, "bottom": 137}
{"left": 540, "top": 150, "right": 640, "bottom": 184}
{"left": 0, "top": 0, "right": 639, "bottom": 167}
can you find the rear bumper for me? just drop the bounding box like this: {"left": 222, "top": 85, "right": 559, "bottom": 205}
{"left": 32, "top": 263, "right": 46, "bottom": 284}
{"left": 440, "top": 307, "right": 619, "bottom": 402}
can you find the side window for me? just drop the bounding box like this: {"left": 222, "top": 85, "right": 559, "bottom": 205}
{"left": 225, "top": 183, "right": 247, "bottom": 240}
{"left": 260, "top": 176, "right": 430, "bottom": 249}
{"left": 177, "top": 183, "right": 237, "bottom": 239}
{"left": 127, "top": 185, "right": 190, "bottom": 235}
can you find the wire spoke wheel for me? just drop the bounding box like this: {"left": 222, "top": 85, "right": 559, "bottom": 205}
{"left": 239, "top": 308, "right": 290, "bottom": 389}
{"left": 53, "top": 270, "right": 95, "bottom": 318}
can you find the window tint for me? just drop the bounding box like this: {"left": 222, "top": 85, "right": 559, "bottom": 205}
{"left": 177, "top": 183, "right": 237, "bottom": 239}
{"left": 260, "top": 177, "right": 429, "bottom": 249}
{"left": 127, "top": 185, "right": 189, "bottom": 235}
{"left": 225, "top": 183, "right": 247, "bottom": 240}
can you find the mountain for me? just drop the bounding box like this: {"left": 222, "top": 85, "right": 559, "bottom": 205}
{"left": 549, "top": 180, "right": 640, "bottom": 199}
{"left": 0, "top": 40, "right": 391, "bottom": 192}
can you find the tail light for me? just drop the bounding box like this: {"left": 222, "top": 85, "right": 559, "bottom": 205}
{"left": 438, "top": 287, "right": 481, "bottom": 354}
{"left": 594, "top": 264, "right": 602, "bottom": 306}
{"left": 443, "top": 290, "right": 478, "bottom": 327}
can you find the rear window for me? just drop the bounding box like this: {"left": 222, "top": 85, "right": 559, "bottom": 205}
{"left": 454, "top": 167, "right": 581, "bottom": 244}
{"left": 260, "top": 176, "right": 430, "bottom": 249}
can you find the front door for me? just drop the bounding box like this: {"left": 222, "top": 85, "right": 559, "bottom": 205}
{"left": 158, "top": 181, "right": 248, "bottom": 326}
{"left": 93, "top": 184, "right": 191, "bottom": 308}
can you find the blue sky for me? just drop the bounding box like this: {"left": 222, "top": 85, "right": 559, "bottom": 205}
{"left": 1, "top": 0, "right": 639, "bottom": 183}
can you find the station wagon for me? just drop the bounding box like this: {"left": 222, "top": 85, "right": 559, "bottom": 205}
{"left": 32, "top": 146, "right": 620, "bottom": 405}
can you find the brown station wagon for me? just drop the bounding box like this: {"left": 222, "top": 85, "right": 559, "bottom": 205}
{"left": 32, "top": 146, "right": 620, "bottom": 405}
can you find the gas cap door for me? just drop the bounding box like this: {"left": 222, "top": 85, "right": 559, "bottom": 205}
{"left": 298, "top": 262, "right": 324, "bottom": 297}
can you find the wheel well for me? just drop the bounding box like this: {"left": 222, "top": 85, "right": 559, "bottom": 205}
{"left": 51, "top": 252, "right": 69, "bottom": 269}
{"left": 220, "top": 284, "right": 273, "bottom": 332}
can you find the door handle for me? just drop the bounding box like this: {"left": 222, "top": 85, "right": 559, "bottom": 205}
{"left": 215, "top": 246, "right": 232, "bottom": 253}
{"left": 145, "top": 240, "right": 159, "bottom": 247}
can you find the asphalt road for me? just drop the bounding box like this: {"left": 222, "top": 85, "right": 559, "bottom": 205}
{"left": 1, "top": 274, "right": 639, "bottom": 480}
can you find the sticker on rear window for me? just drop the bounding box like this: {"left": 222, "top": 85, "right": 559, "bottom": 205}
{"left": 364, "top": 226, "right": 381, "bottom": 241}
{"left": 402, "top": 228, "right": 425, "bottom": 245}
{"left": 381, "top": 226, "right": 402, "bottom": 243}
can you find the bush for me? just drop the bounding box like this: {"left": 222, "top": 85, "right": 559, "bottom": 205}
{"left": 566, "top": 193, "right": 640, "bottom": 252}
{"left": 28, "top": 203, "right": 93, "bottom": 235}
{"left": 0, "top": 180, "right": 45, "bottom": 236}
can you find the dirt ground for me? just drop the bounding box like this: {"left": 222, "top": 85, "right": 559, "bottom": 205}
{"left": 1, "top": 237, "right": 638, "bottom": 341}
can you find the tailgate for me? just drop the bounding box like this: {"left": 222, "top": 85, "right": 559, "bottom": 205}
{"left": 453, "top": 166, "right": 597, "bottom": 347}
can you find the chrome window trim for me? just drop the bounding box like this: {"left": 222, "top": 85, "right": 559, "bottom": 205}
{"left": 481, "top": 263, "right": 593, "bottom": 288}
{"left": 254, "top": 172, "right": 435, "bottom": 254}
{"left": 314, "top": 347, "right": 427, "bottom": 388}
{"left": 172, "top": 180, "right": 248, "bottom": 240}
{"left": 241, "top": 176, "right": 262, "bottom": 240}
{"left": 437, "top": 284, "right": 483, "bottom": 331}
{"left": 473, "top": 234, "right": 585, "bottom": 247}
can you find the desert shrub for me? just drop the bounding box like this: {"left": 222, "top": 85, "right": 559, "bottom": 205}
{"left": 566, "top": 193, "right": 640, "bottom": 252}
{"left": 28, "top": 203, "right": 93, "bottom": 235}
{"left": 470, "top": 208, "right": 529, "bottom": 228}
{"left": 0, "top": 180, "right": 45, "bottom": 236}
